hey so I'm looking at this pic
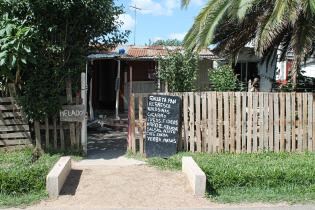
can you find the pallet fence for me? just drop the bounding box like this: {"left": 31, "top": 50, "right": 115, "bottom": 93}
{"left": 128, "top": 91, "right": 315, "bottom": 154}
{"left": 0, "top": 97, "right": 31, "bottom": 147}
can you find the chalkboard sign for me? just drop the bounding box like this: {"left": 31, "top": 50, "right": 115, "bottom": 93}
{"left": 145, "top": 95, "right": 181, "bottom": 158}
{"left": 60, "top": 105, "right": 85, "bottom": 122}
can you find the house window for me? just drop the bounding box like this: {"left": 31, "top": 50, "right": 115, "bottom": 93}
{"left": 234, "top": 62, "right": 258, "bottom": 83}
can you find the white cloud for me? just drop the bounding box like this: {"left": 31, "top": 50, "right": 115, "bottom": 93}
{"left": 190, "top": 0, "right": 205, "bottom": 6}
{"left": 169, "top": 32, "right": 186, "bottom": 40}
{"left": 118, "top": 14, "right": 135, "bottom": 31}
{"left": 130, "top": 0, "right": 180, "bottom": 16}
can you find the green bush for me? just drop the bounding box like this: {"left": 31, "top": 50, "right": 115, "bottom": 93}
{"left": 0, "top": 149, "right": 60, "bottom": 195}
{"left": 209, "top": 65, "right": 239, "bottom": 91}
{"left": 147, "top": 152, "right": 315, "bottom": 202}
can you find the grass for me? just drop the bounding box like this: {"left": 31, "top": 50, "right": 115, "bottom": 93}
{"left": 143, "top": 152, "right": 315, "bottom": 204}
{"left": 0, "top": 148, "right": 64, "bottom": 207}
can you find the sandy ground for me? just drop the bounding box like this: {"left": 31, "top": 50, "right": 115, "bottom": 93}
{"left": 33, "top": 162, "right": 214, "bottom": 208}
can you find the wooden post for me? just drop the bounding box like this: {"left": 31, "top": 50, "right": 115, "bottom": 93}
{"left": 130, "top": 94, "right": 136, "bottom": 153}
{"left": 81, "top": 72, "right": 88, "bottom": 156}
{"left": 129, "top": 66, "right": 133, "bottom": 96}
{"left": 89, "top": 77, "right": 94, "bottom": 120}
{"left": 34, "top": 121, "right": 41, "bottom": 149}
{"left": 139, "top": 96, "right": 144, "bottom": 154}
{"left": 45, "top": 117, "right": 49, "bottom": 148}
{"left": 115, "top": 60, "right": 121, "bottom": 120}
{"left": 66, "top": 79, "right": 76, "bottom": 149}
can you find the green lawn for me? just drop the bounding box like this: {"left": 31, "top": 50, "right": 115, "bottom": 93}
{"left": 0, "top": 148, "right": 61, "bottom": 207}
{"left": 145, "top": 152, "right": 315, "bottom": 203}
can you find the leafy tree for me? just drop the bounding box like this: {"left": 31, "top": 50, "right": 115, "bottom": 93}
{"left": 208, "top": 65, "right": 239, "bottom": 91}
{"left": 0, "top": 0, "right": 129, "bottom": 120}
{"left": 151, "top": 39, "right": 182, "bottom": 46}
{"left": 182, "top": 0, "right": 315, "bottom": 89}
{"left": 158, "top": 51, "right": 198, "bottom": 92}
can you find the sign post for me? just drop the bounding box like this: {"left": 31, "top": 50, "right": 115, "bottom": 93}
{"left": 145, "top": 95, "right": 181, "bottom": 158}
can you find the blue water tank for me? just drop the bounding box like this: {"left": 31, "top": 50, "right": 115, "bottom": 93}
{"left": 118, "top": 48, "right": 125, "bottom": 55}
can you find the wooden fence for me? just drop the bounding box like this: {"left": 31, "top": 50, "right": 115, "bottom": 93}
{"left": 0, "top": 97, "right": 31, "bottom": 147}
{"left": 128, "top": 92, "right": 315, "bottom": 154}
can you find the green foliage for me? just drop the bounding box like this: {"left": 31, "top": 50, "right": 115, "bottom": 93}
{"left": 0, "top": 148, "right": 60, "bottom": 195}
{"left": 148, "top": 152, "right": 315, "bottom": 203}
{"left": 0, "top": 13, "right": 36, "bottom": 84}
{"left": 150, "top": 39, "right": 182, "bottom": 46}
{"left": 158, "top": 51, "right": 198, "bottom": 92}
{"left": 208, "top": 65, "right": 238, "bottom": 91}
{"left": 0, "top": 0, "right": 129, "bottom": 120}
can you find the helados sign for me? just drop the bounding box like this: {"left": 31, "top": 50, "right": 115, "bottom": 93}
{"left": 59, "top": 105, "right": 85, "bottom": 122}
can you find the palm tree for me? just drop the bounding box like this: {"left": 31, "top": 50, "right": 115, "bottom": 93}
{"left": 182, "top": 0, "right": 315, "bottom": 88}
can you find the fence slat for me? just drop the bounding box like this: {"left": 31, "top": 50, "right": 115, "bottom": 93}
{"left": 247, "top": 92, "right": 253, "bottom": 153}
{"left": 280, "top": 93, "right": 285, "bottom": 152}
{"left": 263, "top": 93, "right": 269, "bottom": 150}
{"left": 201, "top": 93, "right": 207, "bottom": 152}
{"left": 196, "top": 93, "right": 201, "bottom": 152}
{"left": 212, "top": 92, "right": 218, "bottom": 152}
{"left": 183, "top": 93, "right": 189, "bottom": 151}
{"left": 303, "top": 93, "right": 308, "bottom": 151}
{"left": 207, "top": 92, "right": 212, "bottom": 153}
{"left": 258, "top": 93, "right": 264, "bottom": 151}
{"left": 242, "top": 92, "right": 247, "bottom": 152}
{"left": 297, "top": 93, "right": 303, "bottom": 151}
{"left": 291, "top": 93, "right": 296, "bottom": 151}
{"left": 139, "top": 96, "right": 144, "bottom": 154}
{"left": 269, "top": 94, "right": 274, "bottom": 151}
{"left": 130, "top": 94, "right": 136, "bottom": 153}
{"left": 308, "top": 93, "right": 313, "bottom": 151}
{"left": 274, "top": 93, "right": 279, "bottom": 152}
{"left": 235, "top": 92, "right": 241, "bottom": 153}
{"left": 252, "top": 93, "right": 258, "bottom": 152}
{"left": 45, "top": 117, "right": 49, "bottom": 148}
{"left": 59, "top": 120, "right": 63, "bottom": 150}
{"left": 230, "top": 92, "right": 235, "bottom": 152}
{"left": 223, "top": 92, "right": 229, "bottom": 152}
{"left": 189, "top": 92, "right": 195, "bottom": 152}
{"left": 285, "top": 93, "right": 291, "bottom": 151}
{"left": 218, "top": 92, "right": 223, "bottom": 152}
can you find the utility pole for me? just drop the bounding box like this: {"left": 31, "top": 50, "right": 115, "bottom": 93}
{"left": 130, "top": 4, "right": 142, "bottom": 46}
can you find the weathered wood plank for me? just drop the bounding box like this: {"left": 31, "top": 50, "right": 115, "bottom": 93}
{"left": 59, "top": 120, "right": 64, "bottom": 150}
{"left": 269, "top": 94, "right": 274, "bottom": 151}
{"left": 223, "top": 92, "right": 229, "bottom": 152}
{"left": 212, "top": 92, "right": 218, "bottom": 152}
{"left": 280, "top": 93, "right": 285, "bottom": 152}
{"left": 274, "top": 93, "right": 279, "bottom": 152}
{"left": 0, "top": 119, "right": 27, "bottom": 125}
{"left": 285, "top": 93, "right": 291, "bottom": 152}
{"left": 0, "top": 125, "right": 29, "bottom": 132}
{"left": 0, "top": 139, "right": 31, "bottom": 146}
{"left": 235, "top": 92, "right": 241, "bottom": 153}
{"left": 263, "top": 93, "right": 269, "bottom": 150}
{"left": 45, "top": 117, "right": 49, "bottom": 148}
{"left": 130, "top": 94, "right": 136, "bottom": 153}
{"left": 207, "top": 92, "right": 212, "bottom": 153}
{"left": 0, "top": 104, "right": 20, "bottom": 111}
{"left": 258, "top": 92, "right": 264, "bottom": 151}
{"left": 247, "top": 92, "right": 253, "bottom": 153}
{"left": 139, "top": 96, "right": 144, "bottom": 154}
{"left": 183, "top": 93, "right": 189, "bottom": 151}
{"left": 252, "top": 93, "right": 258, "bottom": 152}
{"left": 195, "top": 93, "right": 201, "bottom": 152}
{"left": 201, "top": 92, "right": 207, "bottom": 152}
{"left": 0, "top": 97, "right": 15, "bottom": 103}
{"left": 303, "top": 93, "right": 308, "bottom": 151}
{"left": 291, "top": 93, "right": 296, "bottom": 151}
{"left": 297, "top": 93, "right": 303, "bottom": 152}
{"left": 230, "top": 92, "right": 235, "bottom": 152}
{"left": 189, "top": 92, "right": 195, "bottom": 152}
{"left": 1, "top": 112, "right": 22, "bottom": 119}
{"left": 34, "top": 121, "right": 41, "bottom": 149}
{"left": 308, "top": 93, "right": 313, "bottom": 151}
{"left": 0, "top": 132, "right": 31, "bottom": 139}
{"left": 241, "top": 92, "right": 247, "bottom": 152}
{"left": 218, "top": 92, "right": 223, "bottom": 152}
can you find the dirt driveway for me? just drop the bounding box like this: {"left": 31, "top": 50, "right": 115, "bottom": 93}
{"left": 32, "top": 162, "right": 214, "bottom": 208}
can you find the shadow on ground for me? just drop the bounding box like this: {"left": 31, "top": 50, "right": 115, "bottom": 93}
{"left": 60, "top": 169, "right": 83, "bottom": 196}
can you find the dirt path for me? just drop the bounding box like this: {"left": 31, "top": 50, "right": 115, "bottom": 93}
{"left": 33, "top": 162, "right": 214, "bottom": 208}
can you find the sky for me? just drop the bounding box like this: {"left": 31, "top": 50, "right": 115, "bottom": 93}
{"left": 116, "top": 0, "right": 206, "bottom": 45}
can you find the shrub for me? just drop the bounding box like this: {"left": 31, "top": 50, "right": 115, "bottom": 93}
{"left": 209, "top": 65, "right": 239, "bottom": 91}
{"left": 0, "top": 149, "right": 60, "bottom": 195}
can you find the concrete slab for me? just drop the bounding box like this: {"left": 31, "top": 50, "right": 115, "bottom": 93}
{"left": 182, "top": 156, "right": 206, "bottom": 197}
{"left": 46, "top": 156, "right": 71, "bottom": 198}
